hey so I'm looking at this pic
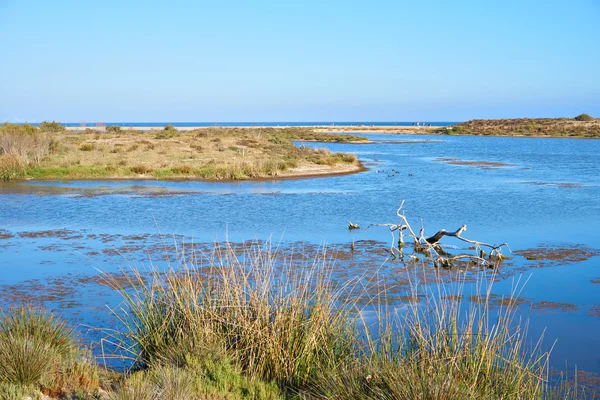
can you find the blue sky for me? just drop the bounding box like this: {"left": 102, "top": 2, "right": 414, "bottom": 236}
{"left": 0, "top": 0, "right": 599, "bottom": 122}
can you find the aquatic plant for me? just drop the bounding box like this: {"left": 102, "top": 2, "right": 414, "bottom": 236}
{"left": 101, "top": 235, "right": 557, "bottom": 399}
{"left": 103, "top": 242, "right": 358, "bottom": 389}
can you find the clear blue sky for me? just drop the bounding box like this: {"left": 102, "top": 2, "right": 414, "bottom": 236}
{"left": 1, "top": 0, "right": 599, "bottom": 122}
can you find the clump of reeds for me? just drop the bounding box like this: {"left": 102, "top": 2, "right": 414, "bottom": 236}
{"left": 102, "top": 240, "right": 558, "bottom": 398}
{"left": 314, "top": 275, "right": 551, "bottom": 399}
{"left": 0, "top": 307, "right": 100, "bottom": 397}
{"left": 104, "top": 242, "right": 359, "bottom": 390}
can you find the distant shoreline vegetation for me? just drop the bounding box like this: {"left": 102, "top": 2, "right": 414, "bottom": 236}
{"left": 0, "top": 124, "right": 366, "bottom": 181}
{"left": 445, "top": 114, "right": 599, "bottom": 137}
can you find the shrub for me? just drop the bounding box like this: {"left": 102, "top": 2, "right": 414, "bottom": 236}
{"left": 39, "top": 121, "right": 64, "bottom": 132}
{"left": 0, "top": 124, "right": 52, "bottom": 164}
{"left": 0, "top": 154, "right": 25, "bottom": 181}
{"left": 106, "top": 125, "right": 122, "bottom": 132}
{"left": 79, "top": 143, "right": 95, "bottom": 151}
{"left": 337, "top": 152, "right": 357, "bottom": 163}
{"left": 574, "top": 113, "right": 594, "bottom": 121}
{"left": 171, "top": 165, "right": 193, "bottom": 174}
{"left": 0, "top": 307, "right": 99, "bottom": 397}
{"left": 130, "top": 165, "right": 153, "bottom": 174}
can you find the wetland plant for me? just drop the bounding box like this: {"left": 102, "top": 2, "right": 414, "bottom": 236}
{"left": 0, "top": 307, "right": 100, "bottom": 397}
{"left": 102, "top": 240, "right": 558, "bottom": 399}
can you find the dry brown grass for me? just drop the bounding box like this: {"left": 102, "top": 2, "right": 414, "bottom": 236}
{"left": 449, "top": 118, "right": 600, "bottom": 137}
{"left": 20, "top": 127, "right": 364, "bottom": 180}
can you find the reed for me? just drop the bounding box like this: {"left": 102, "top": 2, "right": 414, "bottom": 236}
{"left": 0, "top": 242, "right": 595, "bottom": 398}
{"left": 0, "top": 307, "right": 100, "bottom": 397}
{"left": 101, "top": 241, "right": 568, "bottom": 398}
{"left": 104, "top": 242, "right": 359, "bottom": 389}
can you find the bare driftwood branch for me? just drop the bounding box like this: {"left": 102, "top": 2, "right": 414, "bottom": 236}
{"left": 365, "top": 202, "right": 511, "bottom": 268}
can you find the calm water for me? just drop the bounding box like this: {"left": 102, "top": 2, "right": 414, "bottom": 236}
{"left": 1, "top": 133, "right": 599, "bottom": 373}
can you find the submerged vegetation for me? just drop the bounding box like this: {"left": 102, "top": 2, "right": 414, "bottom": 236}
{"left": 446, "top": 115, "right": 600, "bottom": 137}
{"left": 0, "top": 124, "right": 366, "bottom": 181}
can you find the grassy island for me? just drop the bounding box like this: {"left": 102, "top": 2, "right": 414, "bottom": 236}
{"left": 0, "top": 124, "right": 368, "bottom": 181}
{"left": 446, "top": 115, "right": 600, "bottom": 137}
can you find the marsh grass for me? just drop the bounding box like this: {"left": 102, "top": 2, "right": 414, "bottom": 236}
{"left": 0, "top": 307, "right": 100, "bottom": 397}
{"left": 313, "top": 274, "right": 553, "bottom": 399}
{"left": 103, "top": 242, "right": 359, "bottom": 389}
{"left": 97, "top": 241, "right": 571, "bottom": 399}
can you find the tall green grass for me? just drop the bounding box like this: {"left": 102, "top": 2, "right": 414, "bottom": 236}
{"left": 0, "top": 307, "right": 100, "bottom": 397}
{"left": 104, "top": 243, "right": 359, "bottom": 389}
{"left": 101, "top": 242, "right": 572, "bottom": 399}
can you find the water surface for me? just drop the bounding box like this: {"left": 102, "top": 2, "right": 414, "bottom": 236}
{"left": 1, "top": 133, "right": 599, "bottom": 373}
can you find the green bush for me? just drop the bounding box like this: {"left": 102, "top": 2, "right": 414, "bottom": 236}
{"left": 131, "top": 165, "right": 153, "bottom": 174}
{"left": 0, "top": 154, "right": 25, "bottom": 181}
{"left": 574, "top": 113, "right": 594, "bottom": 121}
{"left": 39, "top": 121, "right": 65, "bottom": 132}
{"left": 79, "top": 143, "right": 95, "bottom": 151}
{"left": 154, "top": 125, "right": 179, "bottom": 139}
{"left": 107, "top": 125, "right": 122, "bottom": 132}
{"left": 0, "top": 307, "right": 74, "bottom": 386}
{"left": 0, "top": 124, "right": 52, "bottom": 164}
{"left": 0, "top": 307, "right": 100, "bottom": 397}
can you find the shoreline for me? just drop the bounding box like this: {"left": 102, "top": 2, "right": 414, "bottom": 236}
{"left": 15, "top": 162, "right": 365, "bottom": 183}
{"left": 65, "top": 125, "right": 446, "bottom": 133}
{"left": 66, "top": 125, "right": 599, "bottom": 138}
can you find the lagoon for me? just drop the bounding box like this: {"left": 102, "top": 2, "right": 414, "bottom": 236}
{"left": 1, "top": 133, "right": 599, "bottom": 375}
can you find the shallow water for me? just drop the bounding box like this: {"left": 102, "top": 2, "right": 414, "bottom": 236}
{"left": 1, "top": 133, "right": 599, "bottom": 373}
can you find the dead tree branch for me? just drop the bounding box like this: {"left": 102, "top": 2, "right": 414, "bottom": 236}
{"left": 365, "top": 202, "right": 511, "bottom": 268}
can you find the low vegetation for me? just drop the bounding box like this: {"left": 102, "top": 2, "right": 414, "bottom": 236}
{"left": 2, "top": 241, "right": 595, "bottom": 399}
{"left": 446, "top": 115, "right": 600, "bottom": 137}
{"left": 0, "top": 124, "right": 366, "bottom": 181}
{"left": 0, "top": 307, "right": 101, "bottom": 399}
